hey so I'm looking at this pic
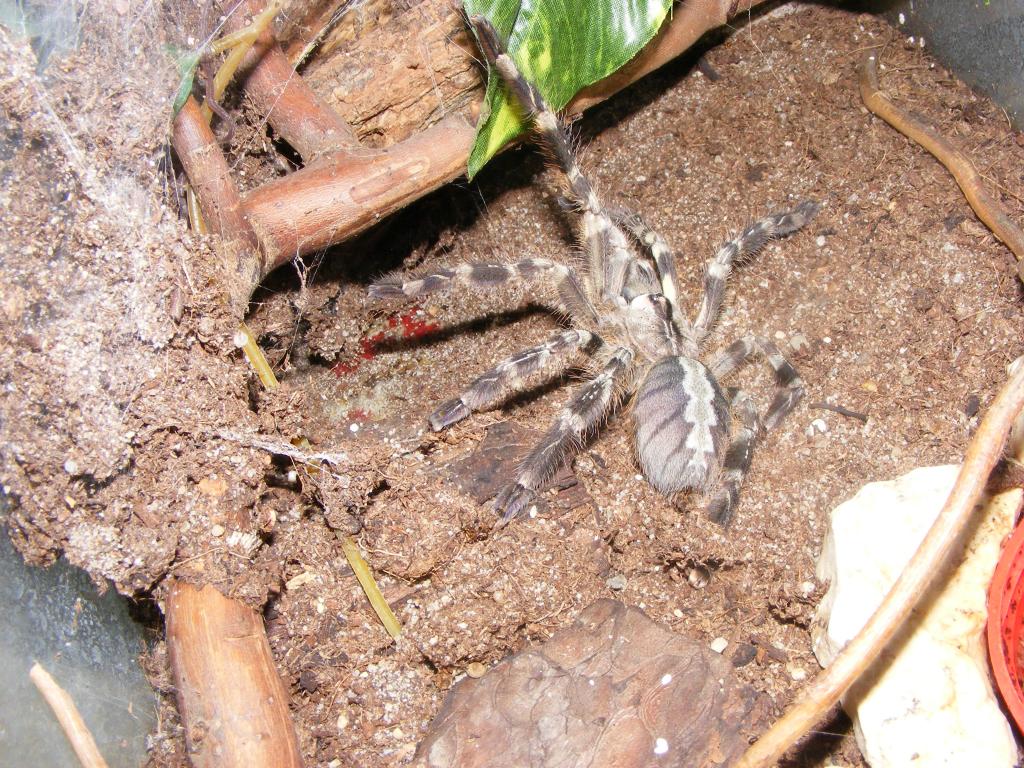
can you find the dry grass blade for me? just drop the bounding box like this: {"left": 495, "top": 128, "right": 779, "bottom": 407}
{"left": 236, "top": 321, "right": 279, "bottom": 389}
{"left": 342, "top": 535, "right": 403, "bottom": 639}
{"left": 736, "top": 361, "right": 1024, "bottom": 767}
{"left": 859, "top": 48, "right": 1024, "bottom": 279}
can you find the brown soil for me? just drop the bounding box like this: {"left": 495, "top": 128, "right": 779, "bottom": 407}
{"left": 2, "top": 2, "right": 1022, "bottom": 767}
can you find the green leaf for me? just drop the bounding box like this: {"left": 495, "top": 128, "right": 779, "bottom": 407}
{"left": 167, "top": 45, "right": 202, "bottom": 116}
{"left": 464, "top": 0, "right": 672, "bottom": 178}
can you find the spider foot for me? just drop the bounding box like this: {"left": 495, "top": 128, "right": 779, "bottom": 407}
{"left": 428, "top": 398, "right": 471, "bottom": 431}
{"left": 706, "top": 487, "right": 739, "bottom": 527}
{"left": 493, "top": 483, "right": 537, "bottom": 528}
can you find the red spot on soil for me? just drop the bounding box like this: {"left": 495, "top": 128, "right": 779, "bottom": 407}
{"left": 347, "top": 408, "right": 370, "bottom": 421}
{"left": 332, "top": 308, "right": 440, "bottom": 378}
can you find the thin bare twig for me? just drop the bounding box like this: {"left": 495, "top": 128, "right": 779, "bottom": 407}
{"left": 736, "top": 362, "right": 1024, "bottom": 767}
{"left": 809, "top": 401, "right": 868, "bottom": 423}
{"left": 29, "top": 663, "right": 110, "bottom": 768}
{"left": 859, "top": 48, "right": 1024, "bottom": 279}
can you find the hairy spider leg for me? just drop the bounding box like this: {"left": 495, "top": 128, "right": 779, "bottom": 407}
{"left": 709, "top": 335, "right": 804, "bottom": 430}
{"left": 469, "top": 15, "right": 635, "bottom": 303}
{"left": 700, "top": 335, "right": 804, "bottom": 523}
{"left": 369, "top": 257, "right": 599, "bottom": 324}
{"left": 692, "top": 201, "right": 820, "bottom": 344}
{"left": 429, "top": 329, "right": 601, "bottom": 429}
{"left": 705, "top": 389, "right": 760, "bottom": 526}
{"left": 607, "top": 207, "right": 687, "bottom": 335}
{"left": 494, "top": 347, "right": 634, "bottom": 524}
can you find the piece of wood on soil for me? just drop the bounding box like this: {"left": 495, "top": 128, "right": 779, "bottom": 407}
{"left": 166, "top": 581, "right": 303, "bottom": 768}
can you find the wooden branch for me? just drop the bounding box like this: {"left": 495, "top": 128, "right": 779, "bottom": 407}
{"left": 235, "top": 0, "right": 359, "bottom": 160}
{"left": 166, "top": 581, "right": 303, "bottom": 768}
{"left": 172, "top": 97, "right": 265, "bottom": 311}
{"left": 244, "top": 114, "right": 474, "bottom": 270}
{"left": 241, "top": 0, "right": 770, "bottom": 269}
{"left": 30, "top": 663, "right": 110, "bottom": 768}
{"left": 859, "top": 49, "right": 1024, "bottom": 279}
{"left": 735, "top": 361, "right": 1024, "bottom": 767}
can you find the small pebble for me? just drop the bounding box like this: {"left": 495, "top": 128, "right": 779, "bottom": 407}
{"left": 606, "top": 574, "right": 628, "bottom": 591}
{"left": 687, "top": 565, "right": 710, "bottom": 589}
{"left": 63, "top": 458, "right": 79, "bottom": 475}
{"left": 788, "top": 663, "right": 808, "bottom": 681}
{"left": 799, "top": 580, "right": 817, "bottom": 597}
{"left": 815, "top": 235, "right": 826, "bottom": 247}
{"left": 466, "top": 662, "right": 487, "bottom": 679}
{"left": 710, "top": 637, "right": 729, "bottom": 654}
{"left": 210, "top": 524, "right": 225, "bottom": 537}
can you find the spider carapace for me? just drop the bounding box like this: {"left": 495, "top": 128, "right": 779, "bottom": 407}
{"left": 370, "top": 15, "right": 819, "bottom": 527}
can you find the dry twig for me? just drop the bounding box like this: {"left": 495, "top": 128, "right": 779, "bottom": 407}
{"left": 29, "top": 662, "right": 110, "bottom": 768}
{"left": 859, "top": 48, "right": 1024, "bottom": 279}
{"left": 736, "top": 362, "right": 1024, "bottom": 767}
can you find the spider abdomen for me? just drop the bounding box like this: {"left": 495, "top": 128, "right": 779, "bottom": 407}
{"left": 633, "top": 356, "right": 730, "bottom": 493}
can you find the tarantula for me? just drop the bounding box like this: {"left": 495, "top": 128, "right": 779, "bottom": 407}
{"left": 370, "top": 16, "right": 819, "bottom": 527}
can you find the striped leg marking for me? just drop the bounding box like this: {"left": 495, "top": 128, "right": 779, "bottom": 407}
{"left": 429, "top": 329, "right": 599, "bottom": 430}
{"left": 710, "top": 335, "right": 804, "bottom": 432}
{"left": 693, "top": 201, "right": 820, "bottom": 341}
{"left": 469, "top": 16, "right": 635, "bottom": 302}
{"left": 494, "top": 347, "right": 633, "bottom": 525}
{"left": 370, "top": 258, "right": 574, "bottom": 300}
{"left": 608, "top": 208, "right": 683, "bottom": 316}
{"left": 705, "top": 389, "right": 758, "bottom": 526}
{"left": 470, "top": 15, "right": 598, "bottom": 213}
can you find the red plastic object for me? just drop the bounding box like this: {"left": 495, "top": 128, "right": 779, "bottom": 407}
{"left": 987, "top": 517, "right": 1024, "bottom": 733}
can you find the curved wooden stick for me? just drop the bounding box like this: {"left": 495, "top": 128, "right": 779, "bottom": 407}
{"left": 166, "top": 581, "right": 303, "bottom": 768}
{"left": 233, "top": 0, "right": 359, "bottom": 159}
{"left": 30, "top": 663, "right": 110, "bottom": 768}
{"left": 859, "top": 49, "right": 1024, "bottom": 278}
{"left": 736, "top": 362, "right": 1024, "bottom": 767}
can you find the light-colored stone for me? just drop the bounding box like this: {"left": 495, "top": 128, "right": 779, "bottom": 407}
{"left": 812, "top": 465, "right": 1019, "bottom": 767}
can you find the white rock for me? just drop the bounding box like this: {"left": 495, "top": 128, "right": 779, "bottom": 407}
{"left": 709, "top": 637, "right": 728, "bottom": 654}
{"left": 812, "top": 465, "right": 1017, "bottom": 767}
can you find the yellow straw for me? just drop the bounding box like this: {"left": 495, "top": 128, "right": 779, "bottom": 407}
{"left": 341, "top": 536, "right": 402, "bottom": 639}
{"left": 237, "top": 322, "right": 279, "bottom": 390}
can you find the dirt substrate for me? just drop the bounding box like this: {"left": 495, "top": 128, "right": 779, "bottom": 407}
{"left": 2, "top": 2, "right": 1023, "bottom": 766}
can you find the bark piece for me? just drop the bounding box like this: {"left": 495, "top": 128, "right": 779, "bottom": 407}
{"left": 165, "top": 581, "right": 303, "bottom": 768}
{"left": 415, "top": 599, "right": 766, "bottom": 767}
{"left": 445, "top": 421, "right": 592, "bottom": 513}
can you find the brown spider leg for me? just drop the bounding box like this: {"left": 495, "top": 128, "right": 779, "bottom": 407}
{"left": 710, "top": 335, "right": 805, "bottom": 431}
{"left": 430, "top": 329, "right": 602, "bottom": 429}
{"left": 494, "top": 346, "right": 634, "bottom": 525}
{"left": 693, "top": 201, "right": 820, "bottom": 343}
{"left": 469, "top": 15, "right": 633, "bottom": 302}
{"left": 706, "top": 388, "right": 759, "bottom": 526}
